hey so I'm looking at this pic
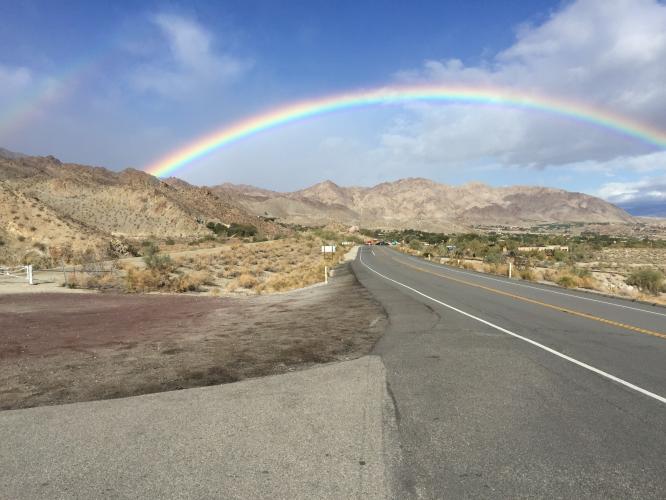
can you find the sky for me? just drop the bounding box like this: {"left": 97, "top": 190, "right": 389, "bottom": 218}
{"left": 1, "top": 0, "right": 665, "bottom": 213}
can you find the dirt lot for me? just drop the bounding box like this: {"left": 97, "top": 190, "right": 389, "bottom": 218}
{"left": 0, "top": 263, "right": 386, "bottom": 411}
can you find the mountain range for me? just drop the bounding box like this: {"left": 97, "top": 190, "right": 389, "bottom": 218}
{"left": 214, "top": 178, "right": 634, "bottom": 232}
{"left": 0, "top": 147, "right": 638, "bottom": 262}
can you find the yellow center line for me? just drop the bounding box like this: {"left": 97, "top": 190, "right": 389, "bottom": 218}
{"left": 381, "top": 249, "right": 666, "bottom": 340}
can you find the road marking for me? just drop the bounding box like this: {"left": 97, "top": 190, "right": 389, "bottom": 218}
{"left": 359, "top": 249, "right": 666, "bottom": 405}
{"left": 399, "top": 251, "right": 666, "bottom": 318}
{"left": 371, "top": 249, "right": 376, "bottom": 256}
{"left": 382, "top": 250, "right": 666, "bottom": 340}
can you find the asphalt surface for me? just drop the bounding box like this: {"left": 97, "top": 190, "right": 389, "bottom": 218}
{"left": 352, "top": 246, "right": 666, "bottom": 499}
{"left": 0, "top": 356, "right": 399, "bottom": 500}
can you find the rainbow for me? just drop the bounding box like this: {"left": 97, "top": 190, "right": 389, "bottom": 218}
{"left": 0, "top": 57, "right": 101, "bottom": 138}
{"left": 145, "top": 85, "right": 666, "bottom": 178}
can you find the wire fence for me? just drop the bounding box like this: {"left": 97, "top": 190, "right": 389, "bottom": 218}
{"left": 0, "top": 261, "right": 120, "bottom": 287}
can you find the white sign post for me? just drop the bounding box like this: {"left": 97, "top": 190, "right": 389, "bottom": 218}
{"left": 321, "top": 245, "right": 336, "bottom": 284}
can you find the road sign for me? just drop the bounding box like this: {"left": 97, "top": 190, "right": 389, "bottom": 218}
{"left": 321, "top": 245, "right": 336, "bottom": 253}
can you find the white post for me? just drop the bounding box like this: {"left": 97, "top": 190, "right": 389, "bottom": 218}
{"left": 27, "top": 264, "right": 34, "bottom": 285}
{"left": 508, "top": 262, "right": 512, "bottom": 279}
{"left": 324, "top": 266, "right": 328, "bottom": 284}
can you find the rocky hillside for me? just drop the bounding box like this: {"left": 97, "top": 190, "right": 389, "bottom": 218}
{"left": 0, "top": 150, "right": 283, "bottom": 264}
{"left": 216, "top": 178, "right": 634, "bottom": 232}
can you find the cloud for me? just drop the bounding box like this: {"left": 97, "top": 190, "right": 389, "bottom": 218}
{"left": 599, "top": 176, "right": 666, "bottom": 203}
{"left": 130, "top": 13, "right": 252, "bottom": 97}
{"left": 598, "top": 174, "right": 666, "bottom": 215}
{"left": 0, "top": 64, "right": 32, "bottom": 98}
{"left": 388, "top": 0, "right": 666, "bottom": 168}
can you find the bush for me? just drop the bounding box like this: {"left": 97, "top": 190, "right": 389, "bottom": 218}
{"left": 483, "top": 252, "right": 502, "bottom": 264}
{"left": 125, "top": 268, "right": 161, "bottom": 292}
{"left": 409, "top": 240, "right": 422, "bottom": 251}
{"left": 556, "top": 275, "right": 578, "bottom": 288}
{"left": 141, "top": 243, "right": 173, "bottom": 271}
{"left": 237, "top": 273, "right": 259, "bottom": 289}
{"left": 519, "top": 268, "right": 535, "bottom": 281}
{"left": 206, "top": 222, "right": 227, "bottom": 235}
{"left": 627, "top": 268, "right": 664, "bottom": 295}
{"left": 143, "top": 252, "right": 173, "bottom": 272}
{"left": 227, "top": 223, "right": 257, "bottom": 237}
{"left": 171, "top": 271, "right": 208, "bottom": 292}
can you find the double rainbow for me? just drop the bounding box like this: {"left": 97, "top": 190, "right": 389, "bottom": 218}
{"left": 145, "top": 85, "right": 666, "bottom": 178}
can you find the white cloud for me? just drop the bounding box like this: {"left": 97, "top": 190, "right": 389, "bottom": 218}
{"left": 130, "top": 13, "right": 252, "bottom": 97}
{"left": 0, "top": 64, "right": 32, "bottom": 97}
{"left": 568, "top": 151, "right": 666, "bottom": 174}
{"left": 598, "top": 176, "right": 666, "bottom": 204}
{"left": 387, "top": 0, "right": 666, "bottom": 168}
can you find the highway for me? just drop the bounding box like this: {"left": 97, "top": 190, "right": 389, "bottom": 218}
{"left": 352, "top": 246, "right": 666, "bottom": 498}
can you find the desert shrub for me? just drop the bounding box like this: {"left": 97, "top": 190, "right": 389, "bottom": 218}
{"left": 489, "top": 263, "right": 509, "bottom": 276}
{"left": 17, "top": 235, "right": 25, "bottom": 242}
{"left": 626, "top": 268, "right": 664, "bottom": 295}
{"left": 0, "top": 237, "right": 4, "bottom": 246}
{"left": 237, "top": 273, "right": 259, "bottom": 289}
{"left": 483, "top": 252, "right": 503, "bottom": 264}
{"left": 207, "top": 222, "right": 228, "bottom": 235}
{"left": 124, "top": 267, "right": 161, "bottom": 292}
{"left": 171, "top": 271, "right": 208, "bottom": 292}
{"left": 578, "top": 276, "right": 598, "bottom": 290}
{"left": 556, "top": 275, "right": 578, "bottom": 288}
{"left": 66, "top": 272, "right": 118, "bottom": 290}
{"left": 259, "top": 275, "right": 292, "bottom": 292}
{"left": 573, "top": 267, "right": 591, "bottom": 278}
{"left": 143, "top": 252, "right": 173, "bottom": 272}
{"left": 552, "top": 250, "right": 569, "bottom": 262}
{"left": 312, "top": 228, "right": 338, "bottom": 241}
{"left": 141, "top": 240, "right": 158, "bottom": 250}
{"left": 165, "top": 238, "right": 175, "bottom": 245}
{"left": 227, "top": 223, "right": 257, "bottom": 237}
{"left": 519, "top": 268, "right": 536, "bottom": 281}
{"left": 21, "top": 251, "right": 49, "bottom": 267}
{"left": 409, "top": 240, "right": 422, "bottom": 251}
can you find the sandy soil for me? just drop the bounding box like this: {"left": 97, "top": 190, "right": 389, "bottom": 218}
{"left": 0, "top": 263, "right": 386, "bottom": 411}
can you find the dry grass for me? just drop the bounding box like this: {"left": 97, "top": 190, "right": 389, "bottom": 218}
{"left": 518, "top": 268, "right": 536, "bottom": 281}
{"left": 115, "top": 236, "right": 346, "bottom": 295}
{"left": 46, "top": 235, "right": 346, "bottom": 296}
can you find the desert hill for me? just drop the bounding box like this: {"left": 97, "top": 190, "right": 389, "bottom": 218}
{"left": 0, "top": 146, "right": 637, "bottom": 264}
{"left": 215, "top": 177, "right": 634, "bottom": 232}
{"left": 0, "top": 151, "right": 283, "bottom": 264}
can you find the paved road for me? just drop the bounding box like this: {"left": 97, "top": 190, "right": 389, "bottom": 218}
{"left": 352, "top": 246, "right": 666, "bottom": 499}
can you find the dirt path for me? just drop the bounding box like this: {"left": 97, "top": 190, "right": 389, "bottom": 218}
{"left": 0, "top": 263, "right": 387, "bottom": 410}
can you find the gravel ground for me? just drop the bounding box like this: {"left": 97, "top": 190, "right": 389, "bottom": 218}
{"left": 0, "top": 263, "right": 387, "bottom": 410}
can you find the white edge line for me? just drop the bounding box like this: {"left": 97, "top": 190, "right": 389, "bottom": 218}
{"left": 360, "top": 248, "right": 666, "bottom": 405}
{"left": 398, "top": 250, "right": 666, "bottom": 318}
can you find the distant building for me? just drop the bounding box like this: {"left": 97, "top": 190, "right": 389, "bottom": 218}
{"left": 517, "top": 245, "right": 569, "bottom": 252}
